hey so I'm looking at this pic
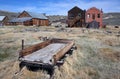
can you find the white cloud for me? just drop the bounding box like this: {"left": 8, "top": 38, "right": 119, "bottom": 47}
{"left": 35, "top": 0, "right": 120, "bottom": 15}
{"left": 17, "top": 6, "right": 37, "bottom": 12}
{"left": 0, "top": 0, "right": 120, "bottom": 15}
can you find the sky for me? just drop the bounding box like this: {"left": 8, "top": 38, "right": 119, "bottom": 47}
{"left": 0, "top": 0, "right": 120, "bottom": 15}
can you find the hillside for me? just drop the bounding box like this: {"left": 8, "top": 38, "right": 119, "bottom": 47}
{"left": 103, "top": 12, "right": 120, "bottom": 25}
{"left": 0, "top": 10, "right": 19, "bottom": 20}
{"left": 47, "top": 13, "right": 120, "bottom": 26}
{"left": 47, "top": 15, "right": 67, "bottom": 23}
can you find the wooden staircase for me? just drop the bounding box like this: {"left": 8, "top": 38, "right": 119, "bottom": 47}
{"left": 69, "top": 16, "right": 81, "bottom": 27}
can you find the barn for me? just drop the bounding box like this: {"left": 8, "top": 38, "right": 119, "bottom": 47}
{"left": 9, "top": 11, "right": 49, "bottom": 26}
{"left": 86, "top": 7, "right": 103, "bottom": 28}
{"left": 0, "top": 16, "right": 8, "bottom": 26}
{"left": 67, "top": 6, "right": 86, "bottom": 27}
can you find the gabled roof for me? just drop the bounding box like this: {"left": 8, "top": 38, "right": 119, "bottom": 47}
{"left": 9, "top": 17, "right": 32, "bottom": 22}
{"left": 28, "top": 12, "right": 48, "bottom": 19}
{"left": 0, "top": 16, "right": 6, "bottom": 21}
{"left": 23, "top": 11, "right": 48, "bottom": 19}
{"left": 68, "top": 6, "right": 84, "bottom": 13}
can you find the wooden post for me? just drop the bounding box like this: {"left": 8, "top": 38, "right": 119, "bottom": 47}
{"left": 22, "top": 39, "right": 24, "bottom": 50}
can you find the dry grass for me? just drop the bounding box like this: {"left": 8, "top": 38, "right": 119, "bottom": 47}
{"left": 99, "top": 48, "right": 120, "bottom": 62}
{"left": 0, "top": 26, "right": 120, "bottom": 79}
{"left": 103, "top": 36, "right": 120, "bottom": 46}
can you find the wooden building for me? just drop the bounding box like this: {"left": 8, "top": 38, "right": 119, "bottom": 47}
{"left": 67, "top": 6, "right": 85, "bottom": 27}
{"left": 9, "top": 11, "right": 49, "bottom": 26}
{"left": 86, "top": 7, "right": 103, "bottom": 28}
{"left": 0, "top": 16, "right": 9, "bottom": 26}
{"left": 9, "top": 17, "right": 33, "bottom": 26}
{"left": 0, "top": 11, "right": 19, "bottom": 26}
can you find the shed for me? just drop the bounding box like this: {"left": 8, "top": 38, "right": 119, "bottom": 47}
{"left": 86, "top": 20, "right": 99, "bottom": 29}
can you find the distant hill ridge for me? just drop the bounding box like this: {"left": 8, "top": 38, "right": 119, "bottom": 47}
{"left": 0, "top": 10, "right": 17, "bottom": 14}
{"left": 0, "top": 10, "right": 19, "bottom": 20}
{"left": 0, "top": 10, "right": 120, "bottom": 25}
{"left": 103, "top": 12, "right": 120, "bottom": 25}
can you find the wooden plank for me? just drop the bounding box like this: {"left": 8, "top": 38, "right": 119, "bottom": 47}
{"left": 22, "top": 43, "right": 66, "bottom": 64}
{"left": 19, "top": 40, "right": 51, "bottom": 57}
{"left": 53, "top": 41, "right": 74, "bottom": 64}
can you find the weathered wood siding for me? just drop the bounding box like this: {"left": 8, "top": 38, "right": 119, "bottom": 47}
{"left": 32, "top": 18, "right": 41, "bottom": 26}
{"left": 18, "top": 11, "right": 31, "bottom": 18}
{"left": 67, "top": 6, "right": 85, "bottom": 27}
{"left": 32, "top": 18, "right": 49, "bottom": 26}
{"left": 40, "top": 19, "right": 49, "bottom": 26}
{"left": 24, "top": 20, "right": 33, "bottom": 26}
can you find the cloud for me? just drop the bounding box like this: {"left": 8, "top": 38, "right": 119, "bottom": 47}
{"left": 34, "top": 0, "right": 120, "bottom": 15}
{"left": 17, "top": 6, "right": 37, "bottom": 12}
{"left": 0, "top": 0, "right": 120, "bottom": 15}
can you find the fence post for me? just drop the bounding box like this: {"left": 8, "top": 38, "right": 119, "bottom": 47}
{"left": 22, "top": 39, "right": 24, "bottom": 50}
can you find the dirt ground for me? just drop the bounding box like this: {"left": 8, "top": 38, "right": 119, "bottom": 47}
{"left": 0, "top": 26, "right": 120, "bottom": 79}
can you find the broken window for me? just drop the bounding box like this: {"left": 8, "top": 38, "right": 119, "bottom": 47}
{"left": 87, "top": 13, "right": 90, "bottom": 18}
{"left": 92, "top": 14, "right": 95, "bottom": 19}
{"left": 69, "top": 13, "right": 74, "bottom": 19}
{"left": 78, "top": 13, "right": 81, "bottom": 17}
{"left": 98, "top": 14, "right": 100, "bottom": 18}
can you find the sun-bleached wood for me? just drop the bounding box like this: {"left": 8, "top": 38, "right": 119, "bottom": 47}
{"left": 23, "top": 43, "right": 67, "bottom": 64}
